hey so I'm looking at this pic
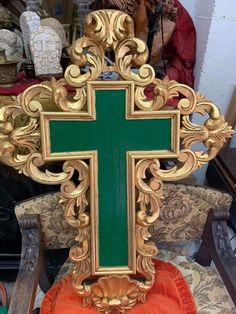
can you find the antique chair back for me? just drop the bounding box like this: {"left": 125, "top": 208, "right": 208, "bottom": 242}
{"left": 0, "top": 9, "right": 234, "bottom": 313}
{"left": 14, "top": 184, "right": 232, "bottom": 251}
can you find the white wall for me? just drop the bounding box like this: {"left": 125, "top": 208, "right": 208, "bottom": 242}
{"left": 195, "top": 0, "right": 236, "bottom": 117}
{"left": 179, "top": 0, "right": 236, "bottom": 183}
{"left": 180, "top": 0, "right": 236, "bottom": 119}
{"left": 179, "top": 0, "right": 196, "bottom": 17}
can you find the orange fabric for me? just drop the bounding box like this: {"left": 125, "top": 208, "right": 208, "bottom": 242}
{"left": 40, "top": 260, "right": 197, "bottom": 314}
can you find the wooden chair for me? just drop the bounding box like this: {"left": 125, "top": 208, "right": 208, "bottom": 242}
{"left": 0, "top": 9, "right": 235, "bottom": 314}
{"left": 10, "top": 184, "right": 236, "bottom": 313}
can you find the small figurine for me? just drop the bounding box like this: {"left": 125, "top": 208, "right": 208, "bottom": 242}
{"left": 0, "top": 29, "right": 23, "bottom": 58}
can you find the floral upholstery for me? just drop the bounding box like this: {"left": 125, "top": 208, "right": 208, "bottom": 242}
{"left": 15, "top": 184, "right": 232, "bottom": 250}
{"left": 158, "top": 250, "right": 236, "bottom": 314}
{"left": 15, "top": 192, "right": 76, "bottom": 249}
{"left": 151, "top": 184, "right": 232, "bottom": 242}
{"left": 55, "top": 250, "right": 236, "bottom": 314}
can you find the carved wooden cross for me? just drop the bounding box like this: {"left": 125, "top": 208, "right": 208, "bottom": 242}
{"left": 41, "top": 81, "right": 179, "bottom": 274}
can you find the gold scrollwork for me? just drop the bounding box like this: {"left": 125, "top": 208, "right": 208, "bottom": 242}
{"left": 17, "top": 83, "right": 50, "bottom": 117}
{"left": 134, "top": 77, "right": 197, "bottom": 112}
{"left": 70, "top": 227, "right": 92, "bottom": 306}
{"left": 26, "top": 153, "right": 70, "bottom": 184}
{"left": 85, "top": 10, "right": 134, "bottom": 49}
{"left": 0, "top": 103, "right": 40, "bottom": 173}
{"left": 135, "top": 159, "right": 162, "bottom": 302}
{"left": 115, "top": 38, "right": 155, "bottom": 86}
{"left": 50, "top": 78, "right": 87, "bottom": 113}
{"left": 180, "top": 94, "right": 234, "bottom": 167}
{"left": 59, "top": 160, "right": 92, "bottom": 304}
{"left": 136, "top": 159, "right": 164, "bottom": 226}
{"left": 65, "top": 37, "right": 105, "bottom": 88}
{"left": 60, "top": 160, "right": 90, "bottom": 228}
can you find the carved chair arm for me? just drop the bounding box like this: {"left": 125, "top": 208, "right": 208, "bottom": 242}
{"left": 196, "top": 208, "right": 236, "bottom": 306}
{"left": 8, "top": 214, "right": 49, "bottom": 314}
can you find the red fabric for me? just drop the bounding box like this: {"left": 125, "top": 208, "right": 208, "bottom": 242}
{"left": 40, "top": 259, "right": 197, "bottom": 314}
{"left": 0, "top": 72, "right": 40, "bottom": 96}
{"left": 166, "top": 0, "right": 196, "bottom": 87}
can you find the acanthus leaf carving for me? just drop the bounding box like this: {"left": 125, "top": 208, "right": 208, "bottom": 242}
{"left": 180, "top": 99, "right": 234, "bottom": 167}
{"left": 65, "top": 37, "right": 105, "bottom": 88}
{"left": 85, "top": 10, "right": 134, "bottom": 49}
{"left": 115, "top": 38, "right": 155, "bottom": 86}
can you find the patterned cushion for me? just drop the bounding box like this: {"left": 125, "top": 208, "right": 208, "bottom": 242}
{"left": 55, "top": 250, "right": 236, "bottom": 314}
{"left": 15, "top": 184, "right": 232, "bottom": 249}
{"left": 158, "top": 250, "right": 236, "bottom": 314}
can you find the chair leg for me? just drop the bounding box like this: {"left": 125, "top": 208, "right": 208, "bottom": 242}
{"left": 195, "top": 241, "right": 212, "bottom": 266}
{"left": 39, "top": 251, "right": 51, "bottom": 293}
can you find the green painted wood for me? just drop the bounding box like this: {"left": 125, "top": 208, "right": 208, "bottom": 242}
{"left": 50, "top": 89, "right": 171, "bottom": 268}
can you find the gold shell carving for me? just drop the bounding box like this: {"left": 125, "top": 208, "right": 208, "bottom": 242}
{"left": 91, "top": 275, "right": 138, "bottom": 313}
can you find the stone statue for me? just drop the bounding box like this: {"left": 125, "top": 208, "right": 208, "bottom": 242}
{"left": 0, "top": 29, "right": 23, "bottom": 58}
{"left": 30, "top": 26, "right": 63, "bottom": 77}
{"left": 41, "top": 17, "right": 69, "bottom": 47}
{"left": 20, "top": 11, "right": 41, "bottom": 61}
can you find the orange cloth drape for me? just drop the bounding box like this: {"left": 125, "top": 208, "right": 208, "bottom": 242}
{"left": 40, "top": 259, "right": 197, "bottom": 314}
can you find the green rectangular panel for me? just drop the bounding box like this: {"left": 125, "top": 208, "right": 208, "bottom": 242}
{"left": 50, "top": 89, "right": 171, "bottom": 267}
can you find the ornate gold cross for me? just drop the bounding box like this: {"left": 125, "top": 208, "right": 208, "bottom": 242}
{"left": 0, "top": 9, "right": 233, "bottom": 314}
{"left": 41, "top": 80, "right": 179, "bottom": 276}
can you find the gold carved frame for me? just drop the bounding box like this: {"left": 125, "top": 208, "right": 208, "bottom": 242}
{"left": 0, "top": 9, "right": 234, "bottom": 313}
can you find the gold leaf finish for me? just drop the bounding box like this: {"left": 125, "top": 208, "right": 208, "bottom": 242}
{"left": 0, "top": 9, "right": 234, "bottom": 314}
{"left": 61, "top": 160, "right": 90, "bottom": 228}
{"left": 180, "top": 97, "right": 234, "bottom": 167}
{"left": 115, "top": 38, "right": 155, "bottom": 86}
{"left": 85, "top": 10, "right": 134, "bottom": 49}
{"left": 91, "top": 275, "right": 138, "bottom": 313}
{"left": 17, "top": 83, "right": 51, "bottom": 117}
{"left": 50, "top": 78, "right": 87, "bottom": 112}
{"left": 65, "top": 37, "right": 105, "bottom": 88}
{"left": 0, "top": 103, "right": 39, "bottom": 174}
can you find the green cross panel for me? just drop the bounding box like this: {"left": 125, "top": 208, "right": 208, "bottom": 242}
{"left": 49, "top": 88, "right": 172, "bottom": 269}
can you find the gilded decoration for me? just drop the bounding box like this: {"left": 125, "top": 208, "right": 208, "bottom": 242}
{"left": 0, "top": 9, "right": 234, "bottom": 314}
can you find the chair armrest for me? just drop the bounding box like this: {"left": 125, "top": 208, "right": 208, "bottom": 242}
{"left": 196, "top": 208, "right": 236, "bottom": 306}
{"left": 8, "top": 214, "right": 46, "bottom": 314}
